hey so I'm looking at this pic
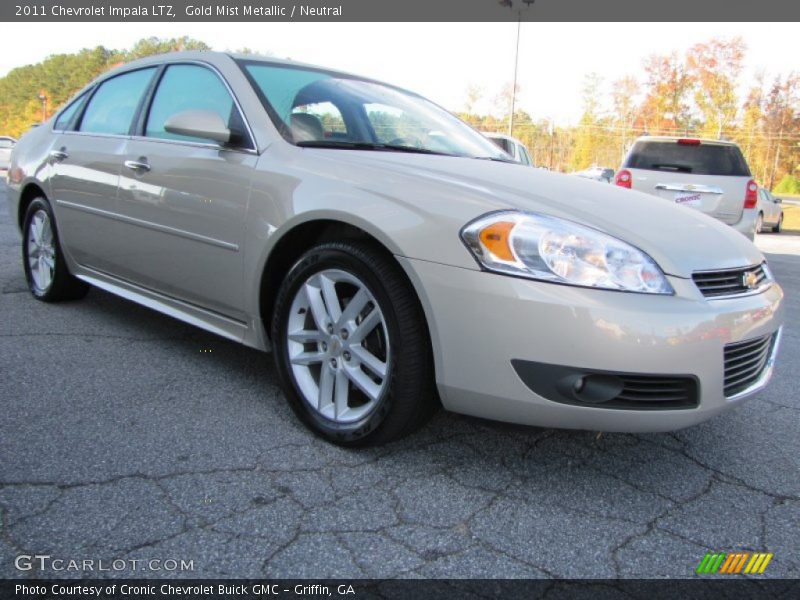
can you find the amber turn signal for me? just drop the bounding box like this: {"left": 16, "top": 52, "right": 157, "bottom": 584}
{"left": 479, "top": 221, "right": 516, "bottom": 261}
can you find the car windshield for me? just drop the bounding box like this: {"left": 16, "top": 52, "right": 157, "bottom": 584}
{"left": 239, "top": 61, "right": 510, "bottom": 160}
{"left": 624, "top": 141, "right": 751, "bottom": 176}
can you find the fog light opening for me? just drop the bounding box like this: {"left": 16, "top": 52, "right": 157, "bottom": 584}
{"left": 565, "top": 374, "right": 624, "bottom": 404}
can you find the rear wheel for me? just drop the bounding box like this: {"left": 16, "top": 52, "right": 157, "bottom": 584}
{"left": 774, "top": 213, "right": 783, "bottom": 234}
{"left": 22, "top": 197, "right": 89, "bottom": 302}
{"left": 271, "top": 241, "right": 436, "bottom": 446}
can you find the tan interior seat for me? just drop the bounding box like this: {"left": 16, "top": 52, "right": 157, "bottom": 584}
{"left": 290, "top": 113, "right": 325, "bottom": 142}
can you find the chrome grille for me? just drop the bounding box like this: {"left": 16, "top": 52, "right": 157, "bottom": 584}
{"left": 724, "top": 333, "right": 775, "bottom": 397}
{"left": 693, "top": 264, "right": 769, "bottom": 298}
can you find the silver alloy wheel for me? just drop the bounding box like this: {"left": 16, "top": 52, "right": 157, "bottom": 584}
{"left": 286, "top": 268, "right": 390, "bottom": 423}
{"left": 27, "top": 209, "right": 56, "bottom": 293}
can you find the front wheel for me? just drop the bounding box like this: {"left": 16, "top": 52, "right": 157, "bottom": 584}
{"left": 271, "top": 241, "right": 436, "bottom": 446}
{"left": 22, "top": 197, "right": 89, "bottom": 302}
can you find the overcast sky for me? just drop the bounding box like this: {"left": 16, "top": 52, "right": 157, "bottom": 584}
{"left": 0, "top": 22, "right": 794, "bottom": 124}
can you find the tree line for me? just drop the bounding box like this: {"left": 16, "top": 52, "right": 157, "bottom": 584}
{"left": 0, "top": 37, "right": 211, "bottom": 140}
{"left": 460, "top": 37, "right": 800, "bottom": 194}
{"left": 2, "top": 36, "right": 797, "bottom": 193}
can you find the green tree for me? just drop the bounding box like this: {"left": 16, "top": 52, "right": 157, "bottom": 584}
{"left": 0, "top": 37, "right": 211, "bottom": 137}
{"left": 124, "top": 36, "right": 210, "bottom": 61}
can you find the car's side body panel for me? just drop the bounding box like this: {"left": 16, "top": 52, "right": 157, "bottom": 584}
{"left": 48, "top": 132, "right": 128, "bottom": 273}
{"left": 114, "top": 138, "right": 256, "bottom": 321}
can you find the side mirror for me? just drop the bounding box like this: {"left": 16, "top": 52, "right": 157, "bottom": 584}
{"left": 164, "top": 110, "right": 232, "bottom": 144}
{"left": 775, "top": 197, "right": 782, "bottom": 204}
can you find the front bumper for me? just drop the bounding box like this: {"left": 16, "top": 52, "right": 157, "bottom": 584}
{"left": 399, "top": 257, "right": 784, "bottom": 433}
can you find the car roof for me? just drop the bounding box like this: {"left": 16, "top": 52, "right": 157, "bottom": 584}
{"left": 91, "top": 50, "right": 424, "bottom": 104}
{"left": 115, "top": 50, "right": 409, "bottom": 90}
{"left": 634, "top": 135, "right": 738, "bottom": 147}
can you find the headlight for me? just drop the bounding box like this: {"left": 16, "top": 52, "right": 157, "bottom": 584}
{"left": 460, "top": 211, "right": 673, "bottom": 295}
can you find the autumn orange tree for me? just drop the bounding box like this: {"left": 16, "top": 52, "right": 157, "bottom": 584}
{"left": 639, "top": 51, "right": 693, "bottom": 134}
{"left": 687, "top": 37, "right": 746, "bottom": 139}
{"left": 463, "top": 36, "right": 799, "bottom": 191}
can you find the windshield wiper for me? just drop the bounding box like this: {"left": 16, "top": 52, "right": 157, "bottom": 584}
{"left": 296, "top": 140, "right": 453, "bottom": 156}
{"left": 473, "top": 156, "right": 515, "bottom": 163}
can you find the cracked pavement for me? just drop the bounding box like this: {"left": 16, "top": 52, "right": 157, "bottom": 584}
{"left": 1, "top": 183, "right": 798, "bottom": 579}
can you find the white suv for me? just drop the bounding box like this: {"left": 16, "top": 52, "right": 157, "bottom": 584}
{"left": 615, "top": 137, "right": 759, "bottom": 240}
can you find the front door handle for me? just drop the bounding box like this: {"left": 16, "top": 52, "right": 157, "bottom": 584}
{"left": 49, "top": 149, "right": 68, "bottom": 162}
{"left": 124, "top": 159, "right": 151, "bottom": 173}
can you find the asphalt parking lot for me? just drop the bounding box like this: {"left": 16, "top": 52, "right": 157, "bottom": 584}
{"left": 1, "top": 181, "right": 798, "bottom": 579}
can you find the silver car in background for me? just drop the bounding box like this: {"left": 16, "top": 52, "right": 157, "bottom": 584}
{"left": 6, "top": 52, "right": 784, "bottom": 445}
{"left": 756, "top": 187, "right": 784, "bottom": 234}
{"left": 616, "top": 136, "right": 759, "bottom": 240}
{"left": 0, "top": 136, "right": 16, "bottom": 171}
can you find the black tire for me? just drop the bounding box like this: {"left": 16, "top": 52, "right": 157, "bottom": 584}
{"left": 22, "top": 197, "right": 90, "bottom": 302}
{"left": 271, "top": 241, "right": 436, "bottom": 446}
{"left": 774, "top": 214, "right": 783, "bottom": 233}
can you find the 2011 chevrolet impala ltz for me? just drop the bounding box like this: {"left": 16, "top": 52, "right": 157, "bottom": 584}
{"left": 6, "top": 52, "right": 784, "bottom": 445}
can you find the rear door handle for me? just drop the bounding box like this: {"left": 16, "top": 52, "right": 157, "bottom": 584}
{"left": 49, "top": 149, "right": 68, "bottom": 161}
{"left": 124, "top": 159, "right": 151, "bottom": 173}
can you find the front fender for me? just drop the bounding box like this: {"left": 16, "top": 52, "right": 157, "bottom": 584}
{"left": 241, "top": 166, "right": 484, "bottom": 322}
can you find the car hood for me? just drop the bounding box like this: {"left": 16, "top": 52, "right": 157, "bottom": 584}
{"left": 305, "top": 150, "right": 764, "bottom": 279}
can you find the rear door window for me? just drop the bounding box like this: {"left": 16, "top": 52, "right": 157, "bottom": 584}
{"left": 624, "top": 141, "right": 751, "bottom": 176}
{"left": 79, "top": 68, "right": 156, "bottom": 135}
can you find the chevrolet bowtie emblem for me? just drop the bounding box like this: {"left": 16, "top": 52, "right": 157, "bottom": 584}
{"left": 743, "top": 271, "right": 759, "bottom": 289}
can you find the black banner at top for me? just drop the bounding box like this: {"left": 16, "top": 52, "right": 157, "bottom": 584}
{"left": 3, "top": 0, "right": 800, "bottom": 22}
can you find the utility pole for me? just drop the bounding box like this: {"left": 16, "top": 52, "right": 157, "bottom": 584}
{"left": 508, "top": 17, "right": 521, "bottom": 137}
{"left": 504, "top": 0, "right": 535, "bottom": 138}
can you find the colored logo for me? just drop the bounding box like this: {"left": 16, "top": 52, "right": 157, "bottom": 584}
{"left": 743, "top": 271, "right": 759, "bottom": 289}
{"left": 696, "top": 552, "right": 773, "bottom": 574}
